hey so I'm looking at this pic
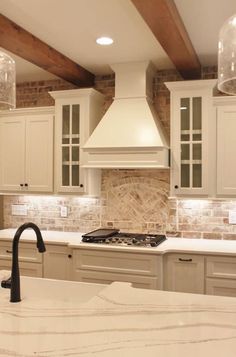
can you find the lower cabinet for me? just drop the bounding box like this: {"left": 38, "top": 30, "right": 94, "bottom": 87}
{"left": 206, "top": 256, "right": 236, "bottom": 297}
{"left": 71, "top": 248, "right": 163, "bottom": 289}
{"left": 76, "top": 270, "right": 157, "bottom": 289}
{"left": 206, "top": 278, "right": 236, "bottom": 297}
{"left": 0, "top": 239, "right": 43, "bottom": 277}
{"left": 43, "top": 243, "right": 71, "bottom": 280}
{"left": 164, "top": 253, "right": 205, "bottom": 294}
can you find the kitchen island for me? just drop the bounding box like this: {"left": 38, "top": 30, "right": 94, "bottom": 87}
{"left": 1, "top": 274, "right": 236, "bottom": 356}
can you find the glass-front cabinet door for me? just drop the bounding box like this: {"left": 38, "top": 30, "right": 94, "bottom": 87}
{"left": 165, "top": 79, "right": 216, "bottom": 196}
{"left": 61, "top": 104, "right": 81, "bottom": 190}
{"left": 180, "top": 96, "right": 202, "bottom": 189}
{"left": 50, "top": 88, "right": 104, "bottom": 195}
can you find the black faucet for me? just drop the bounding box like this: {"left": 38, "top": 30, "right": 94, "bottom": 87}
{"left": 1, "top": 222, "right": 46, "bottom": 303}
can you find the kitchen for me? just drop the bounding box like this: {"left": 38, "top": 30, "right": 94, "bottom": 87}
{"left": 1, "top": 0, "right": 236, "bottom": 355}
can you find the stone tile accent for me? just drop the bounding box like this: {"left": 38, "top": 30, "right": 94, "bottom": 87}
{"left": 100, "top": 169, "right": 170, "bottom": 233}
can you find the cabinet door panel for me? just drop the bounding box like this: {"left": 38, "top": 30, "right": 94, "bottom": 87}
{"left": 0, "top": 117, "right": 25, "bottom": 190}
{"left": 0, "top": 240, "right": 42, "bottom": 263}
{"left": 73, "top": 270, "right": 158, "bottom": 289}
{"left": 166, "top": 80, "right": 216, "bottom": 196}
{"left": 206, "top": 278, "right": 236, "bottom": 297}
{"left": 25, "top": 114, "right": 53, "bottom": 192}
{"left": 19, "top": 262, "right": 43, "bottom": 277}
{"left": 0, "top": 260, "right": 42, "bottom": 277}
{"left": 206, "top": 256, "right": 236, "bottom": 279}
{"left": 51, "top": 89, "right": 103, "bottom": 195}
{"left": 217, "top": 106, "right": 236, "bottom": 195}
{"left": 73, "top": 249, "right": 160, "bottom": 276}
{"left": 165, "top": 254, "right": 204, "bottom": 294}
{"left": 43, "top": 244, "right": 69, "bottom": 280}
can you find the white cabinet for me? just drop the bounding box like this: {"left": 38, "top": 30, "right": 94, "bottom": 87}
{"left": 0, "top": 107, "right": 54, "bottom": 192}
{"left": 206, "top": 255, "right": 236, "bottom": 297}
{"left": 49, "top": 89, "right": 104, "bottom": 196}
{"left": 165, "top": 79, "right": 216, "bottom": 196}
{"left": 213, "top": 97, "right": 236, "bottom": 195}
{"left": 164, "top": 253, "right": 205, "bottom": 294}
{"left": 71, "top": 248, "right": 163, "bottom": 289}
{"left": 0, "top": 239, "right": 43, "bottom": 277}
{"left": 206, "top": 278, "right": 236, "bottom": 297}
{"left": 43, "top": 243, "right": 71, "bottom": 280}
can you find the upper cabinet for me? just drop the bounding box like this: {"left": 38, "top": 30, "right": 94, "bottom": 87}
{"left": 213, "top": 96, "right": 236, "bottom": 196}
{"left": 49, "top": 89, "right": 104, "bottom": 196}
{"left": 0, "top": 107, "right": 54, "bottom": 193}
{"left": 165, "top": 80, "right": 216, "bottom": 196}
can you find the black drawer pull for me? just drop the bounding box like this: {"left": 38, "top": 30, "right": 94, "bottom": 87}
{"left": 68, "top": 254, "right": 72, "bottom": 258}
{"left": 6, "top": 250, "right": 12, "bottom": 254}
{"left": 179, "top": 258, "right": 192, "bottom": 262}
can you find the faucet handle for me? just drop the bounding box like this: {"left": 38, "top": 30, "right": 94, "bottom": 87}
{"left": 1, "top": 277, "right": 11, "bottom": 289}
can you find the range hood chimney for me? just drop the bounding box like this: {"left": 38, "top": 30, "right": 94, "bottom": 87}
{"left": 83, "top": 61, "right": 170, "bottom": 168}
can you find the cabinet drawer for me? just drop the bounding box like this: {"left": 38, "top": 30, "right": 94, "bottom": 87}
{"left": 73, "top": 270, "right": 158, "bottom": 289}
{"left": 0, "top": 240, "right": 43, "bottom": 263}
{"left": 206, "top": 278, "right": 236, "bottom": 297}
{"left": 73, "top": 249, "right": 161, "bottom": 276}
{"left": 206, "top": 256, "right": 236, "bottom": 279}
{"left": 0, "top": 260, "right": 42, "bottom": 277}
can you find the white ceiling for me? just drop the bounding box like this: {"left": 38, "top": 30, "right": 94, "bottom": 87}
{"left": 174, "top": 0, "right": 236, "bottom": 65}
{"left": 0, "top": 0, "right": 236, "bottom": 83}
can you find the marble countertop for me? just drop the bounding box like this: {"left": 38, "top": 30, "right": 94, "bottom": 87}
{"left": 1, "top": 228, "right": 236, "bottom": 256}
{"left": 0, "top": 228, "right": 84, "bottom": 245}
{"left": 1, "top": 275, "right": 236, "bottom": 356}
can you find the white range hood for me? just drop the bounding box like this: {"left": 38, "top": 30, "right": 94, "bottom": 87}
{"left": 83, "top": 61, "right": 170, "bottom": 168}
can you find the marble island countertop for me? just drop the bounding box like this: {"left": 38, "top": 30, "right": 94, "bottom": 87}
{"left": 1, "top": 275, "right": 236, "bottom": 356}
{"left": 1, "top": 228, "right": 236, "bottom": 256}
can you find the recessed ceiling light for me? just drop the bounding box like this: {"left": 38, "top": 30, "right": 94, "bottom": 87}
{"left": 96, "top": 37, "right": 113, "bottom": 46}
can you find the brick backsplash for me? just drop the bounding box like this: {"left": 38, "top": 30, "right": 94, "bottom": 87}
{"left": 4, "top": 66, "right": 236, "bottom": 240}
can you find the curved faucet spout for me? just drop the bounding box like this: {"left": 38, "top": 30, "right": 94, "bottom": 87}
{"left": 10, "top": 222, "right": 46, "bottom": 303}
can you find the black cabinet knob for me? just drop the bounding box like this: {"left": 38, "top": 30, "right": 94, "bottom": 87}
{"left": 174, "top": 185, "right": 179, "bottom": 189}
{"left": 68, "top": 254, "right": 72, "bottom": 258}
{"left": 79, "top": 184, "right": 83, "bottom": 188}
{"left": 24, "top": 183, "right": 28, "bottom": 187}
{"left": 20, "top": 183, "right": 24, "bottom": 187}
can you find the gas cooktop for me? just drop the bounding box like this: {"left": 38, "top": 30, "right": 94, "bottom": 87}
{"left": 82, "top": 229, "right": 166, "bottom": 247}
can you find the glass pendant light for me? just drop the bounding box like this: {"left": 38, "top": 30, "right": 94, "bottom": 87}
{"left": 218, "top": 14, "right": 236, "bottom": 95}
{"left": 0, "top": 50, "right": 16, "bottom": 109}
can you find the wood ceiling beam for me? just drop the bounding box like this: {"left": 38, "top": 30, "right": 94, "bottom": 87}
{"left": 131, "top": 0, "right": 201, "bottom": 79}
{"left": 0, "top": 14, "right": 94, "bottom": 87}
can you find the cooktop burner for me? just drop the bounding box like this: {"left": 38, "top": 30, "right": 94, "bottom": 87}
{"left": 82, "top": 229, "right": 166, "bottom": 247}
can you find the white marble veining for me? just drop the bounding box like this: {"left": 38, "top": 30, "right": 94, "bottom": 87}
{"left": 1, "top": 277, "right": 236, "bottom": 356}
{"left": 1, "top": 228, "right": 236, "bottom": 256}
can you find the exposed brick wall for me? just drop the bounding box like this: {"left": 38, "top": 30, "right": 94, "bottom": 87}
{"left": 16, "top": 79, "right": 77, "bottom": 108}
